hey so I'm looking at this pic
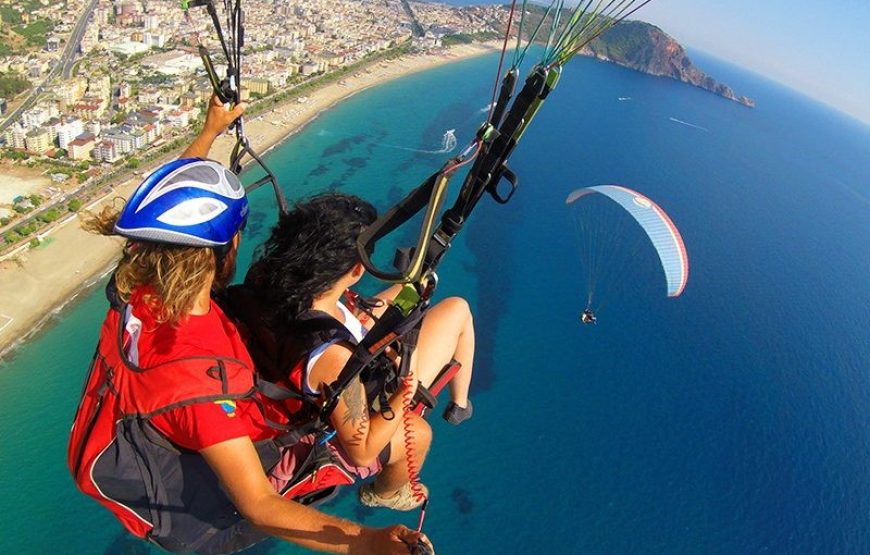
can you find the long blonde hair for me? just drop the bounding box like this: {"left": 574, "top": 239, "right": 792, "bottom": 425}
{"left": 83, "top": 204, "right": 216, "bottom": 324}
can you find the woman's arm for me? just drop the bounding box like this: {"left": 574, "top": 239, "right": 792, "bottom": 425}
{"left": 311, "top": 344, "right": 415, "bottom": 467}
{"left": 180, "top": 95, "right": 247, "bottom": 159}
{"left": 367, "top": 285, "right": 403, "bottom": 320}
{"left": 200, "top": 437, "right": 426, "bottom": 554}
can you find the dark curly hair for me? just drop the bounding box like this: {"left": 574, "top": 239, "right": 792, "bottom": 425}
{"left": 246, "top": 192, "right": 377, "bottom": 322}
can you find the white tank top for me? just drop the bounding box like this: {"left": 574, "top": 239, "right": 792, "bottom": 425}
{"left": 303, "top": 301, "right": 366, "bottom": 396}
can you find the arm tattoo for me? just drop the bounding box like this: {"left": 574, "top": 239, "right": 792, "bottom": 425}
{"left": 340, "top": 383, "right": 369, "bottom": 446}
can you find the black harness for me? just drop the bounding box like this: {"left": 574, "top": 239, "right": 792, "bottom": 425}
{"left": 218, "top": 285, "right": 415, "bottom": 433}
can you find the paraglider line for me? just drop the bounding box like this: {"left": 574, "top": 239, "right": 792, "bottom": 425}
{"left": 443, "top": 139, "right": 483, "bottom": 175}
{"left": 488, "top": 0, "right": 519, "bottom": 123}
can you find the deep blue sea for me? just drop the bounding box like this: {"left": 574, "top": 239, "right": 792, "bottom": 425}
{"left": 1, "top": 48, "right": 869, "bottom": 554}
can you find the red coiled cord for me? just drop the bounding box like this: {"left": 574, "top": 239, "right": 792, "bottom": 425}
{"left": 401, "top": 372, "right": 428, "bottom": 531}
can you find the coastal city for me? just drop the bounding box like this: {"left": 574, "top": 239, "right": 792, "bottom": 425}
{"left": 0, "top": 0, "right": 504, "bottom": 257}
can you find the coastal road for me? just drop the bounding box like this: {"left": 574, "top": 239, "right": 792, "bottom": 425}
{"left": 399, "top": 0, "right": 425, "bottom": 37}
{"left": 0, "top": 0, "right": 99, "bottom": 133}
{"left": 0, "top": 81, "right": 46, "bottom": 134}
{"left": 61, "top": 0, "right": 99, "bottom": 79}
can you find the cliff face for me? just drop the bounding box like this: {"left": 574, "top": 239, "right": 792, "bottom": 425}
{"left": 583, "top": 21, "right": 755, "bottom": 108}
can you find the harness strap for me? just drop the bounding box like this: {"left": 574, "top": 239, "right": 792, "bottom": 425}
{"left": 294, "top": 309, "right": 358, "bottom": 349}
{"left": 257, "top": 378, "right": 305, "bottom": 402}
{"left": 321, "top": 301, "right": 427, "bottom": 420}
{"left": 273, "top": 423, "right": 322, "bottom": 449}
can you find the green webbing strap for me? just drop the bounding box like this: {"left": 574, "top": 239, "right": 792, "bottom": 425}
{"left": 393, "top": 284, "right": 422, "bottom": 316}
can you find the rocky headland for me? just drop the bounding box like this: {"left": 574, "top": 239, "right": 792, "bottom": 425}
{"left": 584, "top": 20, "right": 755, "bottom": 107}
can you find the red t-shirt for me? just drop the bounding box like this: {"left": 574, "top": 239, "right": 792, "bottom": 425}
{"left": 127, "top": 290, "right": 273, "bottom": 450}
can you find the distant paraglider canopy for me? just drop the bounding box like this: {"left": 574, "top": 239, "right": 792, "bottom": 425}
{"left": 566, "top": 185, "right": 688, "bottom": 309}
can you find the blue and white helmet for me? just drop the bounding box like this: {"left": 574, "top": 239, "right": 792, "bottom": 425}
{"left": 115, "top": 158, "right": 249, "bottom": 247}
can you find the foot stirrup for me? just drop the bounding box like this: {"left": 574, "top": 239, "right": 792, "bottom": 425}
{"left": 442, "top": 399, "right": 473, "bottom": 425}
{"left": 412, "top": 359, "right": 462, "bottom": 416}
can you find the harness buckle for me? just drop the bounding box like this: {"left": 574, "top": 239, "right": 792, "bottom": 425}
{"left": 476, "top": 122, "right": 498, "bottom": 143}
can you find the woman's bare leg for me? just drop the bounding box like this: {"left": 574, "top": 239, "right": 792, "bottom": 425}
{"left": 411, "top": 297, "right": 474, "bottom": 408}
{"left": 372, "top": 413, "right": 431, "bottom": 497}
{"left": 367, "top": 298, "right": 474, "bottom": 500}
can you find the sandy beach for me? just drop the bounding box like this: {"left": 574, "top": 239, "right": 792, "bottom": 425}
{"left": 0, "top": 166, "right": 52, "bottom": 205}
{"left": 0, "top": 43, "right": 497, "bottom": 357}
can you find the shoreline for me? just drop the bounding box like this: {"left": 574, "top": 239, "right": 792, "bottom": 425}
{"left": 0, "top": 43, "right": 498, "bottom": 359}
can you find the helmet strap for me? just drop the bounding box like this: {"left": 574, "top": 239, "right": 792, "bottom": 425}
{"left": 212, "top": 243, "right": 235, "bottom": 290}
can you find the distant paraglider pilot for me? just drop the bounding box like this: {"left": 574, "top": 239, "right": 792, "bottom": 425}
{"left": 580, "top": 308, "right": 597, "bottom": 325}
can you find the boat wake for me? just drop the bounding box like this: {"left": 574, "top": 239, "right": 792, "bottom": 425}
{"left": 378, "top": 129, "right": 457, "bottom": 154}
{"left": 669, "top": 117, "right": 710, "bottom": 132}
{"left": 319, "top": 128, "right": 458, "bottom": 155}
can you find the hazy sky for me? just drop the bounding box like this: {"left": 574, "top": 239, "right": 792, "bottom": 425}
{"left": 629, "top": 1, "right": 870, "bottom": 124}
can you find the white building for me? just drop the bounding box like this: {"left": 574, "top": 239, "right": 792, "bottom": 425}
{"left": 95, "top": 7, "right": 109, "bottom": 24}
{"left": 138, "top": 86, "right": 161, "bottom": 105}
{"left": 86, "top": 120, "right": 102, "bottom": 138}
{"left": 108, "top": 41, "right": 150, "bottom": 57}
{"left": 104, "top": 133, "right": 135, "bottom": 155}
{"left": 80, "top": 25, "right": 99, "bottom": 54}
{"left": 88, "top": 75, "right": 112, "bottom": 99}
{"left": 142, "top": 50, "right": 201, "bottom": 75}
{"left": 68, "top": 133, "right": 96, "bottom": 161}
{"left": 56, "top": 118, "right": 85, "bottom": 150}
{"left": 144, "top": 14, "right": 161, "bottom": 30}
{"left": 56, "top": 77, "right": 88, "bottom": 106}
{"left": 4, "top": 123, "right": 27, "bottom": 149}
{"left": 22, "top": 104, "right": 59, "bottom": 129}
{"left": 95, "top": 140, "right": 120, "bottom": 163}
{"left": 165, "top": 109, "right": 190, "bottom": 127}
{"left": 300, "top": 60, "right": 320, "bottom": 75}
{"left": 25, "top": 127, "right": 52, "bottom": 154}
{"left": 143, "top": 32, "right": 167, "bottom": 48}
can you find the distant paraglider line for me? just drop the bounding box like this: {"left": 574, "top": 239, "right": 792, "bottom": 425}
{"left": 669, "top": 117, "right": 709, "bottom": 132}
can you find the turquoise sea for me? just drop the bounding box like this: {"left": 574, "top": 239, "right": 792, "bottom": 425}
{"left": 1, "top": 48, "right": 869, "bottom": 554}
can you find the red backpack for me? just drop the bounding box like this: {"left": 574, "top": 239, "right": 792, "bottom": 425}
{"left": 68, "top": 300, "right": 363, "bottom": 553}
{"left": 67, "top": 306, "right": 279, "bottom": 553}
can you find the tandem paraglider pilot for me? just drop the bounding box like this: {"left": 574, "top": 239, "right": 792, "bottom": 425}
{"left": 67, "top": 95, "right": 433, "bottom": 555}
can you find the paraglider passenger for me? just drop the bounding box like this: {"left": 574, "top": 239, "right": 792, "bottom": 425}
{"left": 68, "top": 96, "right": 432, "bottom": 555}
{"left": 243, "top": 192, "right": 476, "bottom": 511}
